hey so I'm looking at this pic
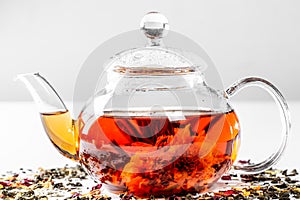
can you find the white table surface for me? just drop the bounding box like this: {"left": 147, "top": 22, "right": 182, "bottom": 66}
{"left": 0, "top": 101, "right": 299, "bottom": 173}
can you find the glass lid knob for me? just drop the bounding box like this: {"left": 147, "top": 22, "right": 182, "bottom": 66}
{"left": 140, "top": 11, "right": 169, "bottom": 46}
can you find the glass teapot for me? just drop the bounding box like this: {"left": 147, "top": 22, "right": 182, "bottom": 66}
{"left": 19, "top": 12, "right": 291, "bottom": 198}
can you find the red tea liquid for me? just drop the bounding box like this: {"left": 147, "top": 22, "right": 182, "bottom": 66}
{"left": 79, "top": 110, "right": 240, "bottom": 197}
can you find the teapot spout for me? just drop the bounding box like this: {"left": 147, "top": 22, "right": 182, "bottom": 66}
{"left": 17, "top": 73, "right": 79, "bottom": 160}
{"left": 17, "top": 73, "right": 67, "bottom": 113}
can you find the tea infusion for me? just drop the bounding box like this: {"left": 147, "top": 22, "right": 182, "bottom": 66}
{"left": 41, "top": 110, "right": 240, "bottom": 197}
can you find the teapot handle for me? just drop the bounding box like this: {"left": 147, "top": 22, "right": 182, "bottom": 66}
{"left": 226, "top": 77, "right": 291, "bottom": 173}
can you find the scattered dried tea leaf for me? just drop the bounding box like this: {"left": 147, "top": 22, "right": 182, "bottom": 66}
{"left": 0, "top": 165, "right": 299, "bottom": 199}
{"left": 0, "top": 165, "right": 110, "bottom": 200}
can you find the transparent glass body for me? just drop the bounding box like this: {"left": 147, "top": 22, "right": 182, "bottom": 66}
{"left": 77, "top": 67, "right": 240, "bottom": 196}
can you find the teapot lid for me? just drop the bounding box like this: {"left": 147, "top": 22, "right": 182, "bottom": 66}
{"left": 106, "top": 12, "right": 200, "bottom": 76}
{"left": 73, "top": 11, "right": 225, "bottom": 117}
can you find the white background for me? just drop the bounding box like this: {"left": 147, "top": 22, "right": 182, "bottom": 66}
{"left": 0, "top": 0, "right": 300, "bottom": 101}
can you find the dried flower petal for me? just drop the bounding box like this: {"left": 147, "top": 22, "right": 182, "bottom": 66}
{"left": 221, "top": 175, "right": 231, "bottom": 180}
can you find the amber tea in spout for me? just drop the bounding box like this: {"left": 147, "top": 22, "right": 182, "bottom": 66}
{"left": 40, "top": 111, "right": 79, "bottom": 160}
{"left": 79, "top": 110, "right": 240, "bottom": 197}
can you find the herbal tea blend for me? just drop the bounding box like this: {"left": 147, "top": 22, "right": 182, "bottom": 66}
{"left": 0, "top": 165, "right": 299, "bottom": 199}
{"left": 80, "top": 111, "right": 240, "bottom": 197}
